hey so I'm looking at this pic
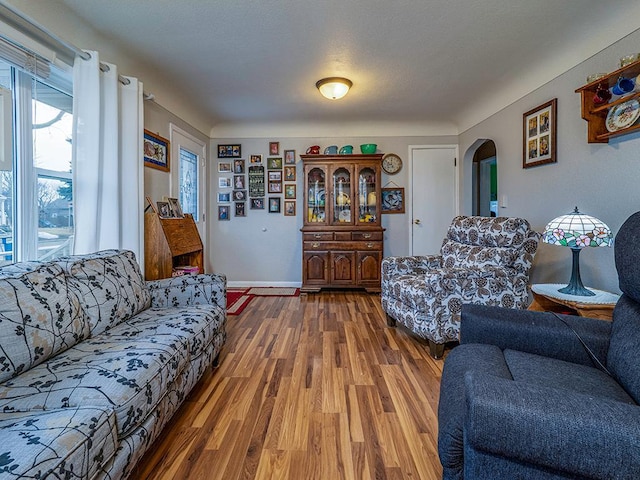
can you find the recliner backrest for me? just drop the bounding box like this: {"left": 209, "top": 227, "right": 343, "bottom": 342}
{"left": 441, "top": 216, "right": 540, "bottom": 274}
{"left": 607, "top": 211, "right": 640, "bottom": 403}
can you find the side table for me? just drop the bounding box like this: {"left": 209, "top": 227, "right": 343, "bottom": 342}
{"left": 528, "top": 283, "right": 620, "bottom": 321}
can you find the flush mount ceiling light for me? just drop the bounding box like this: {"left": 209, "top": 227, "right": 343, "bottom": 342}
{"left": 316, "top": 77, "right": 352, "bottom": 100}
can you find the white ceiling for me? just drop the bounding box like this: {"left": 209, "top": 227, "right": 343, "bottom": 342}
{"left": 59, "top": 0, "right": 640, "bottom": 133}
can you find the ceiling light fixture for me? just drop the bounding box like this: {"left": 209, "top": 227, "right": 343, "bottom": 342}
{"left": 316, "top": 77, "right": 352, "bottom": 100}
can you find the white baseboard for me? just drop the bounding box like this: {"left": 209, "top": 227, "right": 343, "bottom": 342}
{"left": 227, "top": 281, "right": 302, "bottom": 288}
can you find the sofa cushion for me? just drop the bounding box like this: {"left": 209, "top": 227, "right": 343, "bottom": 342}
{"left": 0, "top": 305, "right": 222, "bottom": 437}
{"left": 446, "top": 216, "right": 532, "bottom": 248}
{"left": 0, "top": 262, "right": 89, "bottom": 383}
{"left": 607, "top": 295, "right": 640, "bottom": 404}
{"left": 56, "top": 249, "right": 151, "bottom": 336}
{"left": 504, "top": 349, "right": 635, "bottom": 405}
{"left": 0, "top": 407, "right": 117, "bottom": 479}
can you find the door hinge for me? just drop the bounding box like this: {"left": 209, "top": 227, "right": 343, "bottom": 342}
{"left": 454, "top": 157, "right": 457, "bottom": 167}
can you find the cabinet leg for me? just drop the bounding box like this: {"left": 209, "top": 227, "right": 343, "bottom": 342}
{"left": 428, "top": 341, "right": 445, "bottom": 359}
{"left": 386, "top": 314, "right": 396, "bottom": 327}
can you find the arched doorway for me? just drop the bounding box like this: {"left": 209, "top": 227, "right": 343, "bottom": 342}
{"left": 471, "top": 140, "right": 497, "bottom": 216}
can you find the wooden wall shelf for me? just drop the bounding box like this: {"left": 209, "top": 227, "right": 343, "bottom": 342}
{"left": 144, "top": 212, "right": 204, "bottom": 280}
{"left": 576, "top": 58, "right": 640, "bottom": 143}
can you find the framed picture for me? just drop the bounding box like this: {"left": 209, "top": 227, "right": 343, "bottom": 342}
{"left": 381, "top": 187, "right": 405, "bottom": 214}
{"left": 218, "top": 162, "right": 232, "bottom": 173}
{"left": 269, "top": 141, "right": 279, "bottom": 155}
{"left": 218, "top": 144, "right": 241, "bottom": 158}
{"left": 250, "top": 198, "right": 264, "bottom": 209}
{"left": 144, "top": 130, "right": 170, "bottom": 172}
{"left": 156, "top": 201, "right": 171, "bottom": 218}
{"left": 284, "top": 149, "right": 296, "bottom": 165}
{"left": 268, "top": 181, "right": 282, "bottom": 193}
{"left": 167, "top": 197, "right": 184, "bottom": 218}
{"left": 523, "top": 98, "right": 557, "bottom": 169}
{"left": 284, "top": 184, "right": 296, "bottom": 199}
{"left": 235, "top": 202, "right": 246, "bottom": 217}
{"left": 250, "top": 154, "right": 262, "bottom": 164}
{"left": 269, "top": 197, "right": 281, "bottom": 213}
{"left": 217, "top": 192, "right": 231, "bottom": 203}
{"left": 284, "top": 166, "right": 296, "bottom": 181}
{"left": 218, "top": 205, "right": 230, "bottom": 220}
{"left": 219, "top": 177, "right": 231, "bottom": 188}
{"left": 248, "top": 165, "right": 265, "bottom": 197}
{"left": 233, "top": 190, "right": 247, "bottom": 202}
{"left": 284, "top": 200, "right": 296, "bottom": 216}
{"left": 233, "top": 159, "right": 245, "bottom": 174}
{"left": 234, "top": 175, "right": 245, "bottom": 189}
{"left": 268, "top": 171, "right": 282, "bottom": 181}
{"left": 267, "top": 157, "right": 283, "bottom": 170}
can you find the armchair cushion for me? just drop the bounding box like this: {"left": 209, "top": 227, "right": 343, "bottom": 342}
{"left": 465, "top": 373, "right": 640, "bottom": 479}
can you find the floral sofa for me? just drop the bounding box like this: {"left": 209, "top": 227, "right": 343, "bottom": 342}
{"left": 381, "top": 216, "right": 540, "bottom": 357}
{"left": 0, "top": 249, "right": 226, "bottom": 479}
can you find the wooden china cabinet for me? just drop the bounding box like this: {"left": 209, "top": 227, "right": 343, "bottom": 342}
{"left": 300, "top": 154, "right": 384, "bottom": 293}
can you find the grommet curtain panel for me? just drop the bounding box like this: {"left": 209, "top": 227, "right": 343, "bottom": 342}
{"left": 72, "top": 50, "right": 144, "bottom": 260}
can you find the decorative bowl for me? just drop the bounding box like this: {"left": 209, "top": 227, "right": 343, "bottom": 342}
{"left": 360, "top": 143, "right": 377, "bottom": 154}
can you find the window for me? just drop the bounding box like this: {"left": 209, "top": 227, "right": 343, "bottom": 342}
{"left": 0, "top": 59, "right": 73, "bottom": 265}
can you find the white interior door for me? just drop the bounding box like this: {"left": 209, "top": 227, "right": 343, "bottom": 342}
{"left": 410, "top": 145, "right": 458, "bottom": 255}
{"left": 170, "top": 124, "right": 207, "bottom": 249}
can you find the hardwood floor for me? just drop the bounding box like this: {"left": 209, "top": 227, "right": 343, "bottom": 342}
{"left": 133, "top": 291, "right": 445, "bottom": 479}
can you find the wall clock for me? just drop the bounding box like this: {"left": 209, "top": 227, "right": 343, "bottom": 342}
{"left": 382, "top": 153, "right": 403, "bottom": 175}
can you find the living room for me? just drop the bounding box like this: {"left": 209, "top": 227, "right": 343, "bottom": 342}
{"left": 1, "top": 1, "right": 640, "bottom": 479}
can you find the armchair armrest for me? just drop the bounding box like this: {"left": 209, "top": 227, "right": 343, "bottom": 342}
{"left": 381, "top": 255, "right": 442, "bottom": 280}
{"left": 460, "top": 304, "right": 611, "bottom": 366}
{"left": 147, "top": 273, "right": 226, "bottom": 309}
{"left": 465, "top": 373, "right": 640, "bottom": 479}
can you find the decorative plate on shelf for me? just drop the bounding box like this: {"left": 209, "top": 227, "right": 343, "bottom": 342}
{"left": 315, "top": 189, "right": 326, "bottom": 206}
{"left": 606, "top": 99, "right": 640, "bottom": 132}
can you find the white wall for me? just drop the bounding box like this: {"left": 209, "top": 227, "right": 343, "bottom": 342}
{"left": 208, "top": 135, "right": 456, "bottom": 285}
{"left": 459, "top": 28, "right": 640, "bottom": 294}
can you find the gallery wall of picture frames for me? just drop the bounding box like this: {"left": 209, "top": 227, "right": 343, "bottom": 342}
{"left": 217, "top": 142, "right": 297, "bottom": 220}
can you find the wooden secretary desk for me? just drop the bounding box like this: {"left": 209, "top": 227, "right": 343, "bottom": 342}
{"left": 300, "top": 153, "right": 384, "bottom": 293}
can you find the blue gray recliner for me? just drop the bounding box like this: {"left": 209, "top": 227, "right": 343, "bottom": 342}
{"left": 438, "top": 211, "right": 640, "bottom": 479}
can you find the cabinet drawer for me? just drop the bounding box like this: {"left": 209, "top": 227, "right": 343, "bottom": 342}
{"left": 303, "top": 232, "right": 334, "bottom": 241}
{"left": 351, "top": 231, "right": 383, "bottom": 241}
{"left": 334, "top": 232, "right": 351, "bottom": 241}
{"left": 305, "top": 241, "right": 382, "bottom": 251}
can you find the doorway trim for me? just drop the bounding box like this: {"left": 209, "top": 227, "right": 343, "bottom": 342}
{"left": 408, "top": 144, "right": 459, "bottom": 255}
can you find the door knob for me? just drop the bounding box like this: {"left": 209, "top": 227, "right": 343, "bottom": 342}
{"left": 414, "top": 219, "right": 421, "bottom": 225}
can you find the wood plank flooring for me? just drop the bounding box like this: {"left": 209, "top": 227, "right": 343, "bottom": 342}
{"left": 133, "top": 291, "right": 445, "bottom": 480}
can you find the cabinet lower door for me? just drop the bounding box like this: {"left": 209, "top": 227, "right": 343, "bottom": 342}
{"left": 357, "top": 251, "right": 381, "bottom": 284}
{"left": 303, "top": 251, "right": 329, "bottom": 285}
{"left": 330, "top": 251, "right": 356, "bottom": 284}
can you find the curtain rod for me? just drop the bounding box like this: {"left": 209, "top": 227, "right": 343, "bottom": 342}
{"left": 0, "top": 1, "right": 130, "bottom": 85}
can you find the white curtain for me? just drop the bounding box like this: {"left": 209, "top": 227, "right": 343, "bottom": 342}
{"left": 72, "top": 50, "right": 144, "bottom": 260}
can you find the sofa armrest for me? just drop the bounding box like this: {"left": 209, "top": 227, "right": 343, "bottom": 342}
{"left": 147, "top": 273, "right": 226, "bottom": 309}
{"left": 460, "top": 304, "right": 611, "bottom": 366}
{"left": 465, "top": 373, "right": 640, "bottom": 479}
{"left": 381, "top": 255, "right": 442, "bottom": 280}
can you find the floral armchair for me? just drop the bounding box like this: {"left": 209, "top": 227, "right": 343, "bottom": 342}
{"left": 381, "top": 216, "right": 540, "bottom": 357}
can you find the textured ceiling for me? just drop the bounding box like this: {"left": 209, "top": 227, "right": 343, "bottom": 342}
{"left": 58, "top": 0, "right": 640, "bottom": 132}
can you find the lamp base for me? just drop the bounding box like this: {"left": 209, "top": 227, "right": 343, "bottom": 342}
{"left": 558, "top": 248, "right": 595, "bottom": 297}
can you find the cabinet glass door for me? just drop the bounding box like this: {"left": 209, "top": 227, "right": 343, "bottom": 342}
{"left": 358, "top": 167, "right": 378, "bottom": 223}
{"left": 332, "top": 167, "right": 352, "bottom": 224}
{"left": 307, "top": 167, "right": 327, "bottom": 223}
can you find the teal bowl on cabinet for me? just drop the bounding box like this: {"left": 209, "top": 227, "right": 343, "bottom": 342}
{"left": 360, "top": 143, "right": 377, "bottom": 154}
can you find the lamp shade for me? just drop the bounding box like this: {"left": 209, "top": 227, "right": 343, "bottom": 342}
{"left": 543, "top": 207, "right": 612, "bottom": 249}
{"left": 316, "top": 77, "right": 352, "bottom": 100}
